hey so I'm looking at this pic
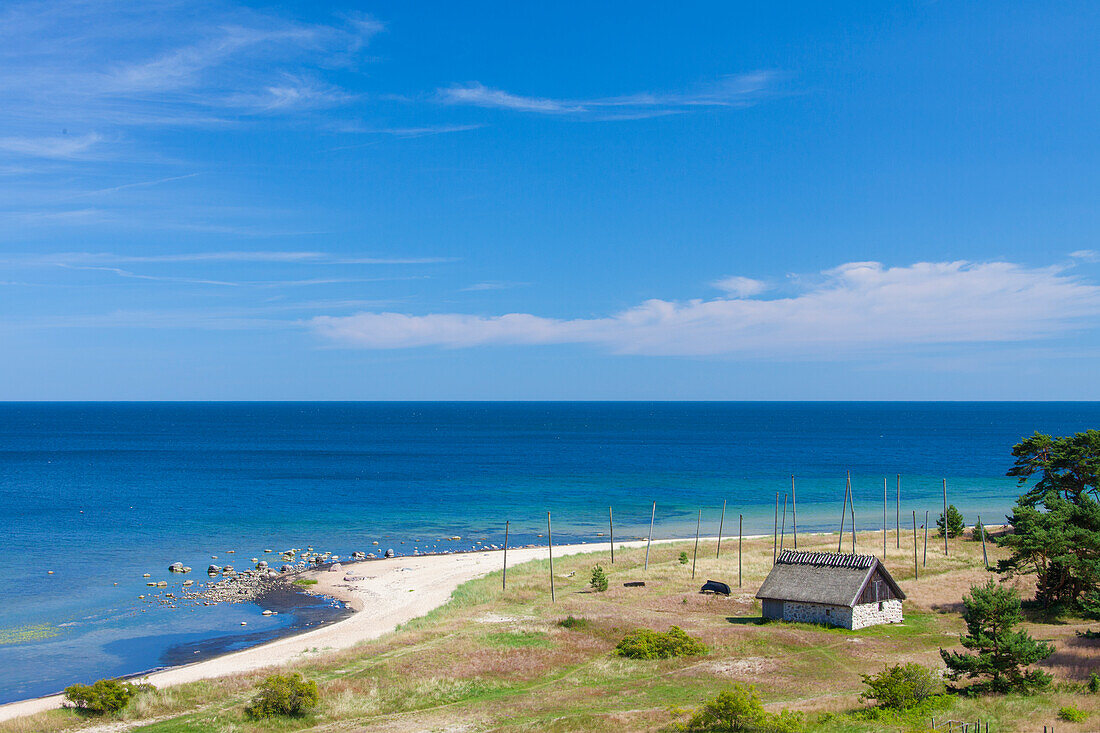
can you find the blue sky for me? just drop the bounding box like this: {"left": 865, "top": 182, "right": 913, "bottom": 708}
{"left": 2, "top": 0, "right": 1100, "bottom": 399}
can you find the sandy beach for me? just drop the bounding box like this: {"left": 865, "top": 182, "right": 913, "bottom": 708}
{"left": 0, "top": 537, "right": 695, "bottom": 723}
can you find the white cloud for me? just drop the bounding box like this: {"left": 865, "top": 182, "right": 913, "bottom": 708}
{"left": 712, "top": 276, "right": 768, "bottom": 297}
{"left": 0, "top": 133, "right": 102, "bottom": 159}
{"left": 0, "top": 2, "right": 383, "bottom": 151}
{"left": 1071, "top": 250, "right": 1099, "bottom": 262}
{"left": 309, "top": 260, "right": 1100, "bottom": 357}
{"left": 436, "top": 73, "right": 777, "bottom": 118}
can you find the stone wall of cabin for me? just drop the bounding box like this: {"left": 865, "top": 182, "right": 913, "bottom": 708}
{"left": 851, "top": 599, "right": 903, "bottom": 629}
{"left": 780, "top": 601, "right": 852, "bottom": 628}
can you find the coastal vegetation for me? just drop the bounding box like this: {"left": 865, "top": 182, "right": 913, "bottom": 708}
{"left": 999, "top": 429, "right": 1100, "bottom": 610}
{"left": 244, "top": 674, "right": 318, "bottom": 720}
{"left": 940, "top": 578, "right": 1054, "bottom": 693}
{"left": 613, "top": 626, "right": 707, "bottom": 660}
{"left": 62, "top": 679, "right": 152, "bottom": 715}
{"left": 590, "top": 564, "right": 608, "bottom": 592}
{"left": 937, "top": 505, "right": 966, "bottom": 538}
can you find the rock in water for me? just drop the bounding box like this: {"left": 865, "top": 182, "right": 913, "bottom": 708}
{"left": 384, "top": 549, "right": 395, "bottom": 558}
{"left": 208, "top": 565, "right": 220, "bottom": 574}
{"left": 255, "top": 560, "right": 268, "bottom": 570}
{"left": 168, "top": 562, "right": 185, "bottom": 573}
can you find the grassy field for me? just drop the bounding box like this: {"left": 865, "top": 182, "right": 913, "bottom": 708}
{"left": 5, "top": 528, "right": 1100, "bottom": 732}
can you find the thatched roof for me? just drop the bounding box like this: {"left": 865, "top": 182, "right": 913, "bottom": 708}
{"left": 755, "top": 550, "right": 905, "bottom": 607}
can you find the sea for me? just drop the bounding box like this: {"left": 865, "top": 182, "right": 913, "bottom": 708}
{"left": 1, "top": 401, "right": 1098, "bottom": 704}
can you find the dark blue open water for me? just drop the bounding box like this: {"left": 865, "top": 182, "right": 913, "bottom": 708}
{"left": 1, "top": 401, "right": 1098, "bottom": 703}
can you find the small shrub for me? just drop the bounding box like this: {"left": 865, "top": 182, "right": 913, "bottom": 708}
{"left": 860, "top": 663, "right": 944, "bottom": 710}
{"left": 64, "top": 679, "right": 152, "bottom": 715}
{"left": 590, "top": 564, "right": 608, "bottom": 592}
{"left": 615, "top": 626, "right": 706, "bottom": 659}
{"left": 559, "top": 615, "right": 588, "bottom": 629}
{"left": 680, "top": 684, "right": 803, "bottom": 732}
{"left": 970, "top": 519, "right": 986, "bottom": 542}
{"left": 678, "top": 551, "right": 689, "bottom": 565}
{"left": 1088, "top": 671, "right": 1100, "bottom": 693}
{"left": 1059, "top": 706, "right": 1088, "bottom": 723}
{"left": 293, "top": 578, "right": 318, "bottom": 586}
{"left": 937, "top": 505, "right": 965, "bottom": 538}
{"left": 244, "top": 673, "right": 319, "bottom": 719}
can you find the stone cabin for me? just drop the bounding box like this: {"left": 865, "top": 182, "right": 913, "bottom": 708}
{"left": 755, "top": 550, "right": 905, "bottom": 630}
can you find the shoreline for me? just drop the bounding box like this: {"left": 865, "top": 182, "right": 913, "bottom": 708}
{"left": 0, "top": 536, "right": 710, "bottom": 723}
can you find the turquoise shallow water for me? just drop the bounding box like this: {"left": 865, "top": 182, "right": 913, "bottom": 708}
{"left": 1, "top": 401, "right": 1098, "bottom": 702}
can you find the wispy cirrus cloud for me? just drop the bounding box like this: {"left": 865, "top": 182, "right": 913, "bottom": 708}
{"left": 0, "top": 133, "right": 103, "bottom": 159}
{"left": 436, "top": 72, "right": 778, "bottom": 119}
{"left": 0, "top": 1, "right": 383, "bottom": 156}
{"left": 309, "top": 260, "right": 1100, "bottom": 357}
{"left": 3, "top": 250, "right": 453, "bottom": 266}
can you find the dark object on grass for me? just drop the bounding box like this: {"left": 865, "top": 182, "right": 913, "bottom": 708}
{"left": 623, "top": 581, "right": 645, "bottom": 587}
{"left": 700, "top": 580, "right": 731, "bottom": 596}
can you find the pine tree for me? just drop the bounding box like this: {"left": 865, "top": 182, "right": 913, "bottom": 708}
{"left": 1000, "top": 430, "right": 1100, "bottom": 608}
{"left": 937, "top": 505, "right": 965, "bottom": 538}
{"left": 590, "top": 564, "right": 608, "bottom": 592}
{"left": 940, "top": 578, "right": 1053, "bottom": 693}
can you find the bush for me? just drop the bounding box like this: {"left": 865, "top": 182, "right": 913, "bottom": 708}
{"left": 1089, "top": 671, "right": 1100, "bottom": 693}
{"left": 558, "top": 615, "right": 588, "bottom": 629}
{"left": 64, "top": 679, "right": 152, "bottom": 715}
{"left": 590, "top": 564, "right": 608, "bottom": 592}
{"left": 970, "top": 519, "right": 987, "bottom": 542}
{"left": 244, "top": 673, "right": 319, "bottom": 719}
{"left": 680, "top": 685, "right": 803, "bottom": 732}
{"left": 859, "top": 663, "right": 944, "bottom": 709}
{"left": 679, "top": 551, "right": 690, "bottom": 564}
{"left": 1059, "top": 706, "right": 1088, "bottom": 723}
{"left": 937, "top": 505, "right": 965, "bottom": 538}
{"left": 615, "top": 626, "right": 706, "bottom": 659}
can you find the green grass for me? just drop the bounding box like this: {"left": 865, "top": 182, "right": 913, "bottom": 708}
{"left": 482, "top": 630, "right": 554, "bottom": 649}
{"left": 291, "top": 578, "right": 317, "bottom": 586}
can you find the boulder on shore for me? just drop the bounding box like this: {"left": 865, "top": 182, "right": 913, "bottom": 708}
{"left": 255, "top": 560, "right": 268, "bottom": 570}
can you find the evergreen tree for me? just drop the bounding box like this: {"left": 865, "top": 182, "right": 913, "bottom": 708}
{"left": 590, "top": 564, "right": 608, "bottom": 592}
{"left": 937, "top": 505, "right": 965, "bottom": 538}
{"left": 940, "top": 578, "right": 1053, "bottom": 693}
{"left": 1000, "top": 430, "right": 1100, "bottom": 607}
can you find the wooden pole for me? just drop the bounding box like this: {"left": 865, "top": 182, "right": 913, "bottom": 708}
{"left": 791, "top": 474, "right": 798, "bottom": 550}
{"left": 773, "top": 491, "right": 779, "bottom": 563}
{"left": 716, "top": 499, "right": 726, "bottom": 559}
{"left": 779, "top": 493, "right": 788, "bottom": 555}
{"left": 923, "top": 510, "right": 928, "bottom": 567}
{"left": 942, "top": 478, "right": 949, "bottom": 556}
{"left": 692, "top": 509, "right": 701, "bottom": 579}
{"left": 502, "top": 520, "right": 509, "bottom": 590}
{"left": 547, "top": 512, "right": 555, "bottom": 602}
{"left": 609, "top": 507, "right": 614, "bottom": 564}
{"left": 849, "top": 472, "right": 856, "bottom": 553}
{"left": 838, "top": 477, "right": 849, "bottom": 552}
{"left": 979, "top": 514, "right": 989, "bottom": 570}
{"left": 645, "top": 501, "right": 655, "bottom": 570}
{"left": 912, "top": 510, "right": 918, "bottom": 580}
{"left": 896, "top": 474, "right": 901, "bottom": 549}
{"left": 883, "top": 476, "right": 887, "bottom": 558}
{"left": 738, "top": 513, "right": 743, "bottom": 587}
